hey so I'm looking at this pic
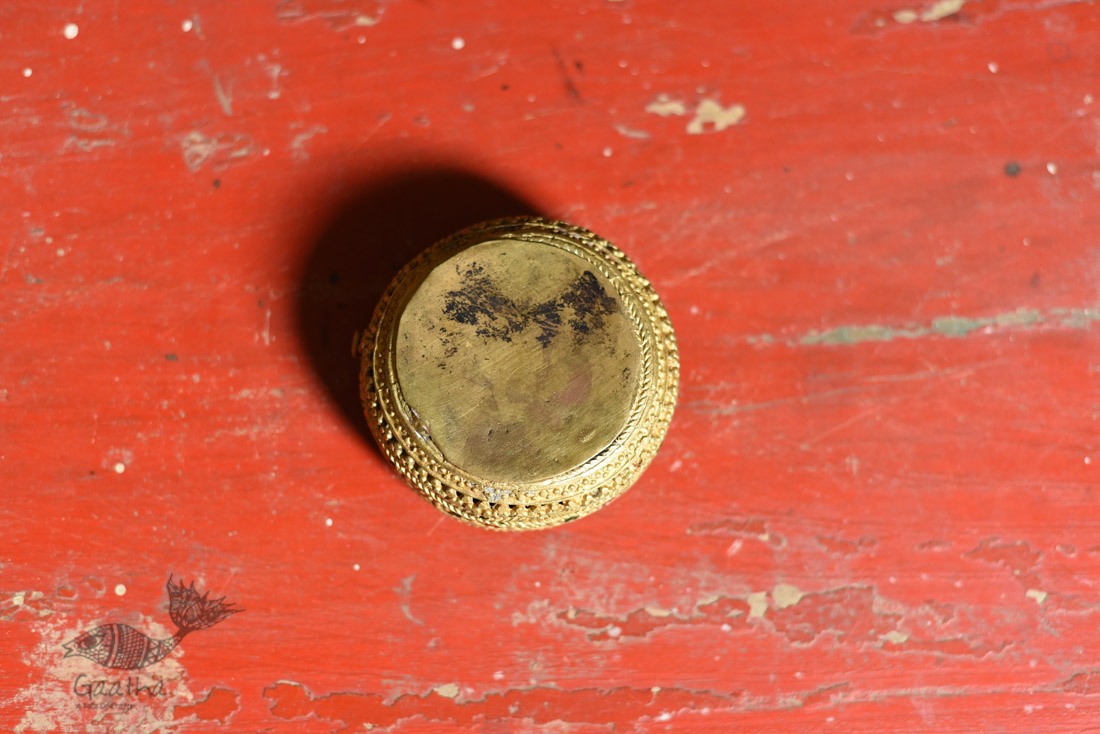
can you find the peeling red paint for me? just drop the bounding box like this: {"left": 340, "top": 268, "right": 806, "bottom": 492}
{"left": 965, "top": 537, "right": 1044, "bottom": 587}
{"left": 264, "top": 680, "right": 737, "bottom": 731}
{"left": 174, "top": 687, "right": 240, "bottom": 723}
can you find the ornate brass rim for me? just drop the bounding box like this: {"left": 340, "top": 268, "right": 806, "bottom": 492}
{"left": 357, "top": 217, "right": 679, "bottom": 530}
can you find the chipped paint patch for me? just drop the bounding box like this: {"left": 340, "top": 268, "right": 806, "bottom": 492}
{"left": 746, "top": 592, "right": 768, "bottom": 618}
{"left": 881, "top": 630, "right": 910, "bottom": 644}
{"left": 2, "top": 590, "right": 52, "bottom": 621}
{"left": 433, "top": 683, "right": 460, "bottom": 698}
{"left": 644, "top": 94, "right": 747, "bottom": 134}
{"left": 686, "top": 100, "right": 746, "bottom": 134}
{"left": 1026, "top": 589, "right": 1048, "bottom": 606}
{"left": 921, "top": 0, "right": 965, "bottom": 21}
{"left": 644, "top": 95, "right": 688, "bottom": 117}
{"left": 894, "top": 0, "right": 965, "bottom": 23}
{"left": 772, "top": 584, "right": 804, "bottom": 610}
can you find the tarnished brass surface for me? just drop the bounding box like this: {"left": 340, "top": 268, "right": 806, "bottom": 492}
{"left": 358, "top": 217, "right": 678, "bottom": 530}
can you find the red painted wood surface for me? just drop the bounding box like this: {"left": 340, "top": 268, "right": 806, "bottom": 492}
{"left": 2, "top": 1, "right": 1098, "bottom": 731}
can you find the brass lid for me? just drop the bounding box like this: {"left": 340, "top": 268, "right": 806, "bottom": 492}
{"left": 358, "top": 217, "right": 678, "bottom": 530}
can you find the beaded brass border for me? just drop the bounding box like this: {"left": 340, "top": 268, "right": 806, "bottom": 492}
{"left": 357, "top": 217, "right": 679, "bottom": 530}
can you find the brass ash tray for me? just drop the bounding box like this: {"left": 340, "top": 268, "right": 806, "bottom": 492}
{"left": 357, "top": 217, "right": 678, "bottom": 530}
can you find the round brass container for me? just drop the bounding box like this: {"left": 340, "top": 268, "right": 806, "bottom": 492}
{"left": 357, "top": 217, "right": 678, "bottom": 530}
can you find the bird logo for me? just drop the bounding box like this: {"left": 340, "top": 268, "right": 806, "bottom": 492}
{"left": 62, "top": 576, "right": 241, "bottom": 670}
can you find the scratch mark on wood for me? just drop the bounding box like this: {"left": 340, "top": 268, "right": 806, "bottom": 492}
{"left": 550, "top": 46, "right": 582, "bottom": 102}
{"left": 179, "top": 131, "right": 259, "bottom": 171}
{"left": 289, "top": 124, "right": 327, "bottom": 161}
{"left": 395, "top": 575, "right": 424, "bottom": 626}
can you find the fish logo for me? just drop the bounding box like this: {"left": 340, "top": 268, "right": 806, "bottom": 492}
{"left": 62, "top": 576, "right": 241, "bottom": 670}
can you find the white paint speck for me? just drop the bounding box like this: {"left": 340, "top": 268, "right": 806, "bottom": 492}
{"left": 353, "top": 563, "right": 360, "bottom": 571}
{"left": 114, "top": 584, "right": 126, "bottom": 596}
{"left": 720, "top": 623, "right": 732, "bottom": 632}
{"left": 689, "top": 305, "right": 701, "bottom": 315}
{"left": 182, "top": 19, "right": 193, "bottom": 32}
{"left": 451, "top": 37, "right": 465, "bottom": 51}
{"left": 602, "top": 146, "right": 613, "bottom": 157}
{"left": 1085, "top": 456, "right": 1092, "bottom": 465}
{"left": 22, "top": 68, "right": 32, "bottom": 78}
{"left": 607, "top": 626, "right": 622, "bottom": 638}
{"left": 357, "top": 35, "right": 366, "bottom": 45}
{"left": 1026, "top": 588, "right": 1048, "bottom": 605}
{"left": 1046, "top": 161, "right": 1058, "bottom": 175}
{"left": 63, "top": 23, "right": 79, "bottom": 40}
{"left": 325, "top": 517, "right": 334, "bottom": 527}
{"left": 113, "top": 462, "right": 126, "bottom": 474}
{"left": 655, "top": 712, "right": 672, "bottom": 722}
{"left": 56, "top": 248, "right": 66, "bottom": 257}
{"left": 493, "top": 671, "right": 504, "bottom": 681}
{"left": 669, "top": 459, "right": 683, "bottom": 472}
{"left": 987, "top": 61, "right": 999, "bottom": 73}
{"left": 1085, "top": 94, "right": 1094, "bottom": 105}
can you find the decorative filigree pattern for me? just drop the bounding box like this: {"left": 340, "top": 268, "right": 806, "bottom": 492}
{"left": 358, "top": 217, "right": 679, "bottom": 530}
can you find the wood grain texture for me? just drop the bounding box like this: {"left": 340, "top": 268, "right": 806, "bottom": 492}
{"left": 1, "top": 0, "right": 1097, "bottom": 731}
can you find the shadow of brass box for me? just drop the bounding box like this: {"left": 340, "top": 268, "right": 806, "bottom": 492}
{"left": 357, "top": 217, "right": 678, "bottom": 530}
